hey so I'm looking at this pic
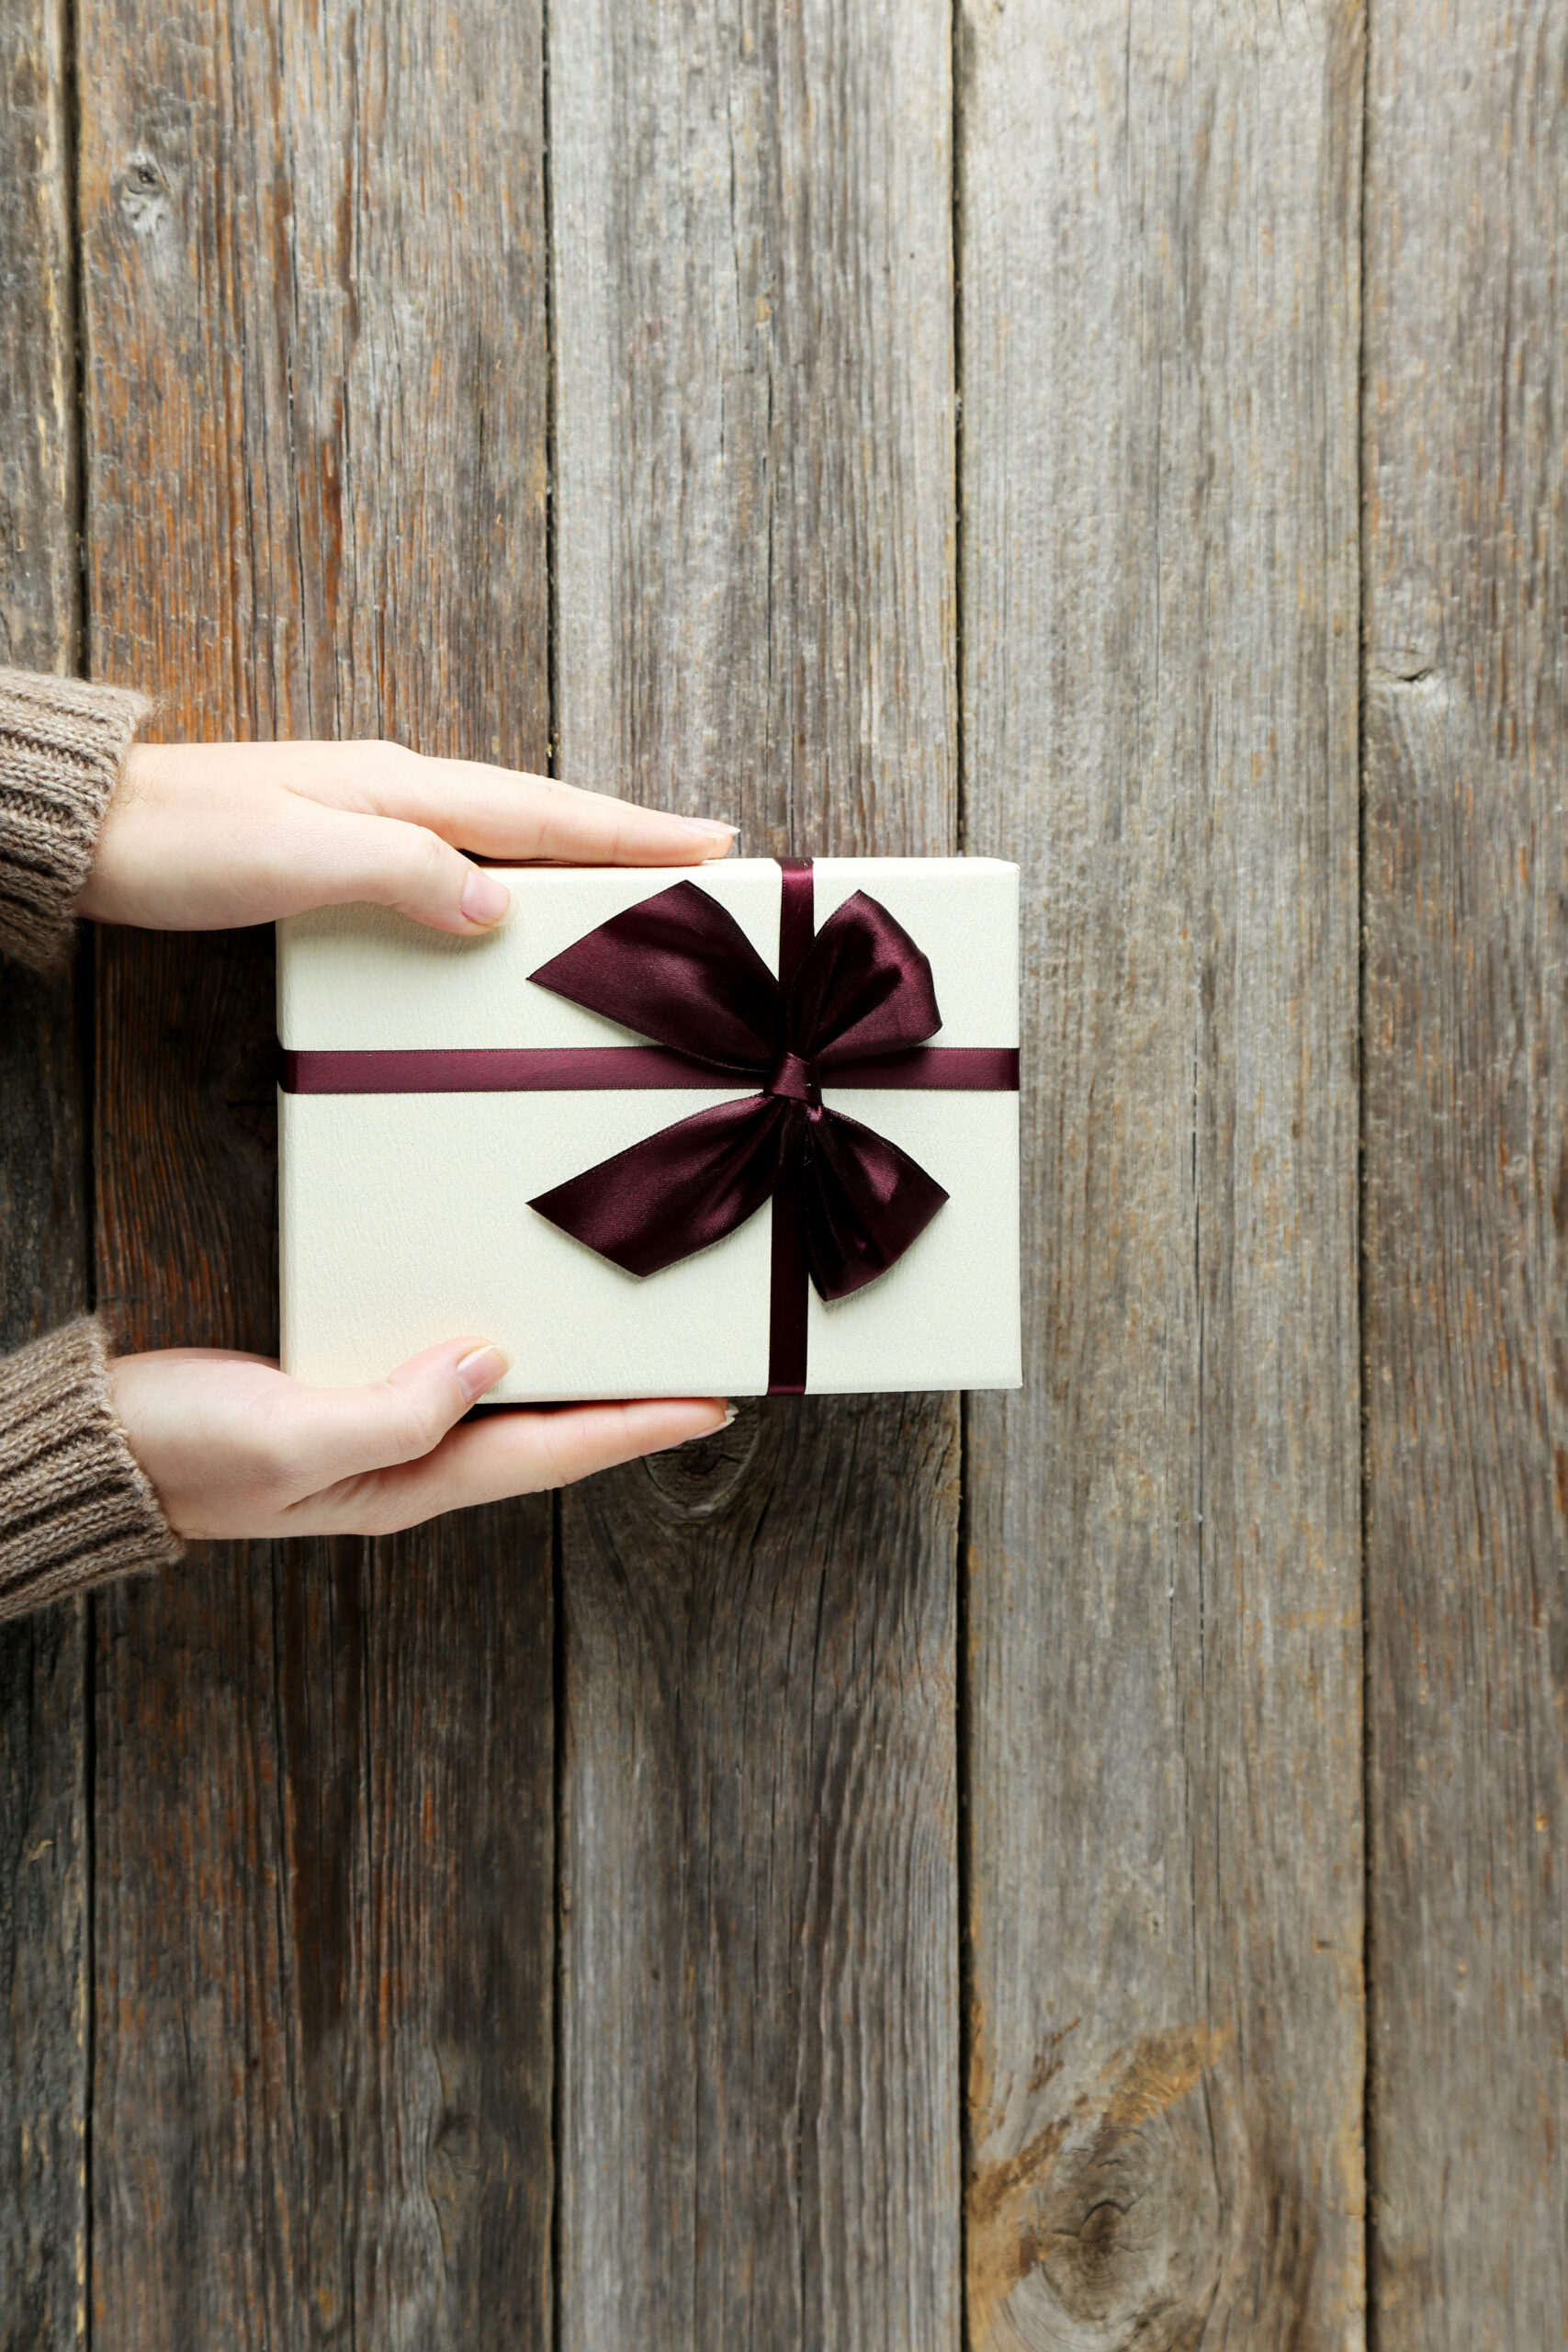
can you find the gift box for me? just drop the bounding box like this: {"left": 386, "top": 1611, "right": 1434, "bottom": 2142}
{"left": 277, "top": 856, "right": 1021, "bottom": 1399}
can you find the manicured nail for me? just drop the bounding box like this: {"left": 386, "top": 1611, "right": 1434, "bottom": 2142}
{"left": 675, "top": 817, "right": 739, "bottom": 843}
{"left": 673, "top": 1402, "right": 734, "bottom": 1447}
{"left": 460, "top": 868, "right": 511, "bottom": 926}
{"left": 456, "top": 1344, "right": 509, "bottom": 1400}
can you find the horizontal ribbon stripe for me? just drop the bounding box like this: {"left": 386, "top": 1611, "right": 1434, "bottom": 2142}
{"left": 279, "top": 1045, "right": 1019, "bottom": 1095}
{"left": 824, "top": 1046, "right": 1019, "bottom": 1091}
{"left": 283, "top": 1045, "right": 735, "bottom": 1093}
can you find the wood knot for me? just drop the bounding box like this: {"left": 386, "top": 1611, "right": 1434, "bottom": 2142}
{"left": 967, "top": 2024, "right": 1230, "bottom": 2349}
{"left": 425, "top": 2102, "right": 510, "bottom": 2262}
{"left": 115, "top": 153, "right": 175, "bottom": 243}
{"left": 637, "top": 1396, "right": 761, "bottom": 1519}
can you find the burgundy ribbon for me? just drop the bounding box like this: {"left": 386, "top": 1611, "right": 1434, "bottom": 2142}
{"left": 281, "top": 860, "right": 1020, "bottom": 1395}
{"left": 279, "top": 1044, "right": 1018, "bottom": 1095}
{"left": 524, "top": 863, "right": 970, "bottom": 1392}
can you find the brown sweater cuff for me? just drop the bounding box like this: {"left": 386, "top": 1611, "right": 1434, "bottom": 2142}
{"left": 0, "top": 665, "right": 152, "bottom": 972}
{"left": 0, "top": 1318, "right": 182, "bottom": 1621}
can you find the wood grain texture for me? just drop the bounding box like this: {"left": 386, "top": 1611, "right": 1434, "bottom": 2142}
{"left": 0, "top": 4, "right": 88, "bottom": 2344}
{"left": 550, "top": 0, "right": 961, "bottom": 2339}
{"left": 1362, "top": 3, "right": 1568, "bottom": 2339}
{"left": 77, "top": 2, "right": 555, "bottom": 2338}
{"left": 959, "top": 4, "right": 1366, "bottom": 2344}
{"left": 0, "top": 0, "right": 76, "bottom": 674}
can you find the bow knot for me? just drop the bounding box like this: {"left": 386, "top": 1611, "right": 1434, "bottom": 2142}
{"left": 767, "top": 1050, "right": 820, "bottom": 1110}
{"left": 525, "top": 878, "right": 951, "bottom": 1301}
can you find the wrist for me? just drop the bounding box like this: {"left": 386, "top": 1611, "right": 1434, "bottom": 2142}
{"left": 0, "top": 1319, "right": 181, "bottom": 1619}
{"left": 0, "top": 666, "right": 152, "bottom": 969}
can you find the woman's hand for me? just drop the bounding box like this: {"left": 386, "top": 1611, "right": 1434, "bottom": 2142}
{"left": 78, "top": 738, "right": 736, "bottom": 934}
{"left": 89, "top": 741, "right": 736, "bottom": 1530}
{"left": 110, "top": 1339, "right": 732, "bottom": 1540}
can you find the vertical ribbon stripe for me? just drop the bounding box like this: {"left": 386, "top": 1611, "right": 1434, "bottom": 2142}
{"left": 768, "top": 860, "right": 818, "bottom": 1394}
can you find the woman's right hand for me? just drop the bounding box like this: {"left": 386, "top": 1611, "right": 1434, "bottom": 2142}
{"left": 110, "top": 1340, "right": 732, "bottom": 1540}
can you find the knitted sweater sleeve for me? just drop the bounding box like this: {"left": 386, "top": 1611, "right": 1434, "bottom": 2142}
{"left": 0, "top": 1320, "right": 182, "bottom": 1620}
{"left": 0, "top": 663, "right": 152, "bottom": 971}
{"left": 0, "top": 668, "right": 181, "bottom": 1611}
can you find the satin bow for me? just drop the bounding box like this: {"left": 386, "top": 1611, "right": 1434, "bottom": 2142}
{"left": 526, "top": 880, "right": 950, "bottom": 1299}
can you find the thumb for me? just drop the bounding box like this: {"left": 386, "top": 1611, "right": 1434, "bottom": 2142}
{"left": 310, "top": 806, "right": 512, "bottom": 934}
{"left": 278, "top": 1339, "right": 510, "bottom": 1490}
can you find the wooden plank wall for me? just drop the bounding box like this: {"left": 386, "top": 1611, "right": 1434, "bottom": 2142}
{"left": 75, "top": 2, "right": 555, "bottom": 2342}
{"left": 961, "top": 2, "right": 1366, "bottom": 2341}
{"left": 0, "top": 5, "right": 89, "bottom": 2344}
{"left": 1363, "top": 0, "right": 1568, "bottom": 2340}
{"left": 549, "top": 2, "right": 961, "bottom": 2342}
{"left": 1, "top": 0, "right": 1565, "bottom": 2344}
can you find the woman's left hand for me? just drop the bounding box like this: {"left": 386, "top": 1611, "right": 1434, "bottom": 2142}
{"left": 78, "top": 737, "right": 736, "bottom": 934}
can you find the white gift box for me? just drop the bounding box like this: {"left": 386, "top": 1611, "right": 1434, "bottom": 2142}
{"left": 277, "top": 857, "right": 1021, "bottom": 1400}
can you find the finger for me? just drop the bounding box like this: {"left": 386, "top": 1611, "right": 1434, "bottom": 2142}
{"left": 288, "top": 1397, "right": 732, "bottom": 1532}
{"left": 273, "top": 1338, "right": 512, "bottom": 1490}
{"left": 347, "top": 752, "right": 738, "bottom": 869}
{"left": 290, "top": 805, "right": 515, "bottom": 934}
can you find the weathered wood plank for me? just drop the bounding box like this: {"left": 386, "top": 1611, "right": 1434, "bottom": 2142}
{"left": 960, "top": 3, "right": 1366, "bottom": 2342}
{"left": 76, "top": 3, "right": 555, "bottom": 2339}
{"left": 550, "top": 0, "right": 961, "bottom": 2340}
{"left": 0, "top": 0, "right": 77, "bottom": 675}
{"left": 1363, "top": 3, "right": 1568, "bottom": 2338}
{"left": 0, "top": 4, "right": 89, "bottom": 2344}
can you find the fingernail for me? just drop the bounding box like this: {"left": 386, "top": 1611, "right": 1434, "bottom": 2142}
{"left": 675, "top": 1401, "right": 735, "bottom": 1446}
{"left": 460, "top": 868, "right": 511, "bottom": 926}
{"left": 675, "top": 817, "right": 739, "bottom": 842}
{"left": 456, "top": 1344, "right": 509, "bottom": 1400}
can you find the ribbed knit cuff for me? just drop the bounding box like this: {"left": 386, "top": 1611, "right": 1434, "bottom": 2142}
{"left": 0, "top": 665, "right": 152, "bottom": 972}
{"left": 0, "top": 1318, "right": 182, "bottom": 1621}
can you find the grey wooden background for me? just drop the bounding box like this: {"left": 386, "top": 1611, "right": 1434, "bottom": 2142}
{"left": 0, "top": 0, "right": 1562, "bottom": 2344}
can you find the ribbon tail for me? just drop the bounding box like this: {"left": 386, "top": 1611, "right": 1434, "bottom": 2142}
{"left": 802, "top": 1109, "right": 950, "bottom": 1301}
{"left": 529, "top": 1094, "right": 795, "bottom": 1278}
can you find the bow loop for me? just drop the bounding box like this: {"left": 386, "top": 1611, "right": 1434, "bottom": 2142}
{"left": 527, "top": 880, "right": 784, "bottom": 1074}
{"left": 526, "top": 876, "right": 950, "bottom": 1302}
{"left": 788, "top": 890, "right": 942, "bottom": 1066}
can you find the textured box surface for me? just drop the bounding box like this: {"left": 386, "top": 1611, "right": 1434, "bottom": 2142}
{"left": 277, "top": 858, "right": 1021, "bottom": 1398}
